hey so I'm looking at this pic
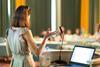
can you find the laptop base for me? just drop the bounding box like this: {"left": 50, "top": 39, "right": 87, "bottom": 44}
{"left": 50, "top": 63, "right": 89, "bottom": 67}
{"left": 51, "top": 60, "right": 68, "bottom": 66}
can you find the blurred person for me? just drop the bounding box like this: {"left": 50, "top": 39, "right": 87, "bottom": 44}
{"left": 40, "top": 28, "right": 51, "bottom": 37}
{"left": 40, "top": 28, "right": 55, "bottom": 41}
{"left": 7, "top": 5, "right": 57, "bottom": 67}
{"left": 33, "top": 35, "right": 42, "bottom": 41}
{"left": 40, "top": 30, "right": 47, "bottom": 37}
{"left": 88, "top": 33, "right": 94, "bottom": 39}
{"left": 64, "top": 29, "right": 73, "bottom": 41}
{"left": 94, "top": 24, "right": 100, "bottom": 42}
{"left": 73, "top": 28, "right": 82, "bottom": 41}
{"left": 74, "top": 28, "right": 81, "bottom": 35}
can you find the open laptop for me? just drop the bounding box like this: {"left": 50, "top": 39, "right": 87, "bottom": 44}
{"left": 64, "top": 45, "right": 96, "bottom": 67}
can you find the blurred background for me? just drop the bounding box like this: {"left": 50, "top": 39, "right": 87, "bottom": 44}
{"left": 0, "top": 0, "right": 100, "bottom": 67}
{"left": 0, "top": 0, "right": 99, "bottom": 37}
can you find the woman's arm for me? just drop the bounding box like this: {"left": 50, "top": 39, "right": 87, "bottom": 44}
{"left": 23, "top": 30, "right": 47, "bottom": 56}
{"left": 23, "top": 30, "right": 58, "bottom": 56}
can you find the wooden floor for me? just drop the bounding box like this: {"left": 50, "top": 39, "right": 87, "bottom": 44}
{"left": 0, "top": 60, "right": 100, "bottom": 67}
{"left": 0, "top": 60, "right": 10, "bottom": 67}
{"left": 0, "top": 58, "right": 40, "bottom": 67}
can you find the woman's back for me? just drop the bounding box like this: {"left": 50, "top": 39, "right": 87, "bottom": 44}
{"left": 8, "top": 27, "right": 30, "bottom": 54}
{"left": 7, "top": 27, "right": 35, "bottom": 67}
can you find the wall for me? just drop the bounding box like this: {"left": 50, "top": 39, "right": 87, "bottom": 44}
{"left": 0, "top": 0, "right": 8, "bottom": 37}
{"left": 61, "top": 0, "right": 81, "bottom": 33}
{"left": 27, "top": 0, "right": 51, "bottom": 36}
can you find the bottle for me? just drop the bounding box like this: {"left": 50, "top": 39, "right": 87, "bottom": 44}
{"left": 39, "top": 47, "right": 51, "bottom": 67}
{"left": 90, "top": 61, "right": 93, "bottom": 67}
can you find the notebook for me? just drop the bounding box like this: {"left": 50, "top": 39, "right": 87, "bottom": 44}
{"left": 66, "top": 45, "right": 95, "bottom": 67}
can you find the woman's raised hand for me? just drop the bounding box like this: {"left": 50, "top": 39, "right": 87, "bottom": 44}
{"left": 45, "top": 31, "right": 60, "bottom": 38}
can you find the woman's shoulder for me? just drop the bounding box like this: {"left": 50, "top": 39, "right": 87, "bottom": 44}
{"left": 8, "top": 27, "right": 31, "bottom": 35}
{"left": 20, "top": 27, "right": 30, "bottom": 34}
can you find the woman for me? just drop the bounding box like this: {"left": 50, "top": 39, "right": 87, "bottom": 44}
{"left": 7, "top": 5, "right": 57, "bottom": 67}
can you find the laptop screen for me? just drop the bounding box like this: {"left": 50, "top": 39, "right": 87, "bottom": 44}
{"left": 70, "top": 46, "right": 95, "bottom": 65}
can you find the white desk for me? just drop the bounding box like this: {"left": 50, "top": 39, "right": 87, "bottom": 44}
{"left": 39, "top": 48, "right": 100, "bottom": 67}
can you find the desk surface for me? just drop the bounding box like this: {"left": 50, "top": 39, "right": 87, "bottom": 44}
{"left": 35, "top": 40, "right": 100, "bottom": 52}
{"left": 39, "top": 48, "right": 100, "bottom": 67}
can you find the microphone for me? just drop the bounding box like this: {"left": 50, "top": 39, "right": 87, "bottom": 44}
{"left": 59, "top": 26, "right": 64, "bottom": 40}
{"left": 59, "top": 26, "right": 63, "bottom": 34}
{"left": 51, "top": 26, "right": 67, "bottom": 65}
